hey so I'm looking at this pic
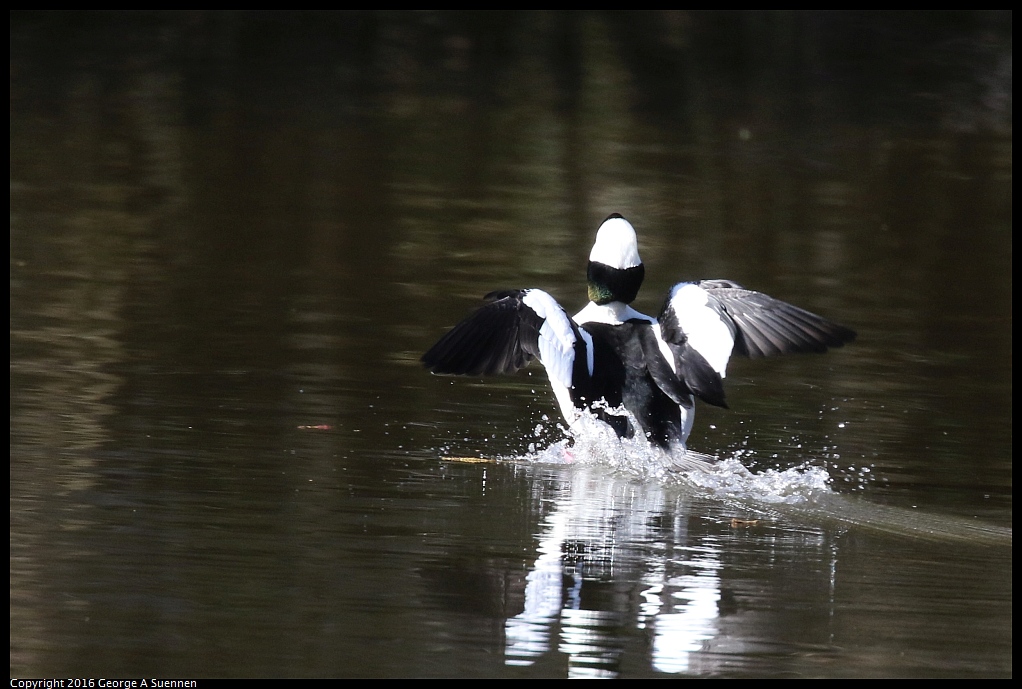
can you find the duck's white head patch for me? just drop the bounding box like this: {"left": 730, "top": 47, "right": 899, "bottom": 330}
{"left": 589, "top": 214, "right": 641, "bottom": 269}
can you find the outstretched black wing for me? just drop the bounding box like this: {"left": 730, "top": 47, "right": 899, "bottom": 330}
{"left": 694, "top": 279, "right": 856, "bottom": 359}
{"left": 422, "top": 289, "right": 586, "bottom": 393}
{"left": 422, "top": 290, "right": 539, "bottom": 376}
{"left": 657, "top": 280, "right": 855, "bottom": 407}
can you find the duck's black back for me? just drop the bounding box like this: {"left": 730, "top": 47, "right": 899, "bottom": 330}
{"left": 580, "top": 321, "right": 684, "bottom": 449}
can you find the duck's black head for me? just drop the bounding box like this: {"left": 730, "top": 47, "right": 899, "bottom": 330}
{"left": 587, "top": 213, "right": 645, "bottom": 305}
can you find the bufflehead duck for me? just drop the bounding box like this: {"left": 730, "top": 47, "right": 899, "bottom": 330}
{"left": 422, "top": 214, "right": 855, "bottom": 450}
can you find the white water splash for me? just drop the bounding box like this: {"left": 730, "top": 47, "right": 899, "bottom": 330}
{"left": 680, "top": 457, "right": 833, "bottom": 505}
{"left": 512, "top": 407, "right": 835, "bottom": 505}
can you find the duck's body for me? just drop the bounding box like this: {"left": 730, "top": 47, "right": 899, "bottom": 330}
{"left": 422, "top": 214, "right": 855, "bottom": 450}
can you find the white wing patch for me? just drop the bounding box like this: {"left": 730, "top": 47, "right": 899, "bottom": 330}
{"left": 578, "top": 327, "right": 595, "bottom": 376}
{"left": 666, "top": 283, "right": 736, "bottom": 376}
{"left": 650, "top": 325, "right": 678, "bottom": 375}
{"left": 522, "top": 289, "right": 577, "bottom": 390}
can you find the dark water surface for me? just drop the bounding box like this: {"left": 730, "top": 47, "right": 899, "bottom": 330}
{"left": 11, "top": 12, "right": 1011, "bottom": 678}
